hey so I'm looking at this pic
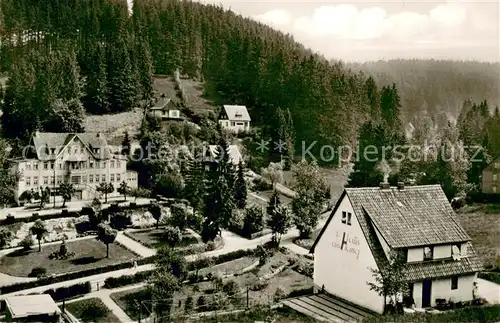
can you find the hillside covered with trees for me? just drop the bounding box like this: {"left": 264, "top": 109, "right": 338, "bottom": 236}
{"left": 348, "top": 60, "right": 500, "bottom": 127}
{"left": 0, "top": 0, "right": 394, "bottom": 155}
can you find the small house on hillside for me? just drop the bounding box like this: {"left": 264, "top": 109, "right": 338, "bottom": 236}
{"left": 218, "top": 105, "right": 251, "bottom": 132}
{"left": 149, "top": 97, "right": 182, "bottom": 120}
{"left": 310, "top": 183, "right": 483, "bottom": 313}
{"left": 482, "top": 157, "right": 500, "bottom": 194}
{"left": 4, "top": 294, "right": 61, "bottom": 322}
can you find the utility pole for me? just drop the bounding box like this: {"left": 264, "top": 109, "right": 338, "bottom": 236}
{"left": 246, "top": 287, "right": 249, "bottom": 309}
{"left": 53, "top": 164, "right": 56, "bottom": 208}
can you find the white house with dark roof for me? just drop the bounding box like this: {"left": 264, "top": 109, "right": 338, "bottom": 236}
{"left": 10, "top": 131, "right": 138, "bottom": 203}
{"left": 149, "top": 97, "right": 182, "bottom": 120}
{"left": 310, "top": 183, "right": 483, "bottom": 313}
{"left": 218, "top": 105, "right": 251, "bottom": 132}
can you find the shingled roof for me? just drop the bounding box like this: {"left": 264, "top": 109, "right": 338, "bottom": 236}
{"left": 349, "top": 185, "right": 470, "bottom": 248}
{"left": 311, "top": 185, "right": 483, "bottom": 281}
{"left": 222, "top": 105, "right": 251, "bottom": 122}
{"left": 30, "top": 132, "right": 112, "bottom": 160}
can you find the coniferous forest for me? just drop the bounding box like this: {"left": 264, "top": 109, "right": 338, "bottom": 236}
{"left": 0, "top": 0, "right": 499, "bottom": 162}
{"left": 0, "top": 0, "right": 399, "bottom": 151}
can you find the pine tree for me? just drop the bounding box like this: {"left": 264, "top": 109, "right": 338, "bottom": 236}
{"left": 202, "top": 138, "right": 236, "bottom": 242}
{"left": 107, "top": 36, "right": 138, "bottom": 112}
{"left": 85, "top": 43, "right": 110, "bottom": 114}
{"left": 136, "top": 39, "right": 154, "bottom": 101}
{"left": 184, "top": 159, "right": 206, "bottom": 214}
{"left": 121, "top": 131, "right": 131, "bottom": 156}
{"left": 234, "top": 161, "right": 247, "bottom": 209}
{"left": 58, "top": 49, "right": 83, "bottom": 102}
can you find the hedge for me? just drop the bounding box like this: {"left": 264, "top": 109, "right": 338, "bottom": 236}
{"left": 0, "top": 202, "right": 153, "bottom": 227}
{"left": 479, "top": 272, "right": 500, "bottom": 284}
{"left": 187, "top": 248, "right": 255, "bottom": 271}
{"left": 43, "top": 281, "right": 92, "bottom": 301}
{"left": 1, "top": 246, "right": 257, "bottom": 294}
{"left": 0, "top": 258, "right": 148, "bottom": 294}
{"left": 104, "top": 271, "right": 153, "bottom": 288}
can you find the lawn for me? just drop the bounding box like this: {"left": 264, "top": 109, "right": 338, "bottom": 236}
{"left": 0, "top": 239, "right": 137, "bottom": 277}
{"left": 173, "top": 306, "right": 320, "bottom": 323}
{"left": 457, "top": 207, "right": 500, "bottom": 267}
{"left": 153, "top": 76, "right": 181, "bottom": 104}
{"left": 197, "top": 256, "right": 256, "bottom": 277}
{"left": 84, "top": 108, "right": 143, "bottom": 145}
{"left": 364, "top": 305, "right": 500, "bottom": 323}
{"left": 110, "top": 287, "right": 152, "bottom": 321}
{"left": 64, "top": 298, "right": 120, "bottom": 323}
{"left": 127, "top": 228, "right": 199, "bottom": 249}
{"left": 181, "top": 78, "right": 219, "bottom": 114}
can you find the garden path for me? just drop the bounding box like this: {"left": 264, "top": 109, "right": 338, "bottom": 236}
{"left": 116, "top": 232, "right": 156, "bottom": 258}
{"left": 60, "top": 283, "right": 147, "bottom": 323}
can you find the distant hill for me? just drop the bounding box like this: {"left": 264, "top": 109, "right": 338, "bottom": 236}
{"left": 347, "top": 60, "right": 500, "bottom": 124}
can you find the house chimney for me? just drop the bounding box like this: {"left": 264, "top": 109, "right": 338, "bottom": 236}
{"left": 380, "top": 182, "right": 390, "bottom": 189}
{"left": 397, "top": 182, "right": 405, "bottom": 190}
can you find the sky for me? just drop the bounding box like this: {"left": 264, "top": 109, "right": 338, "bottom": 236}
{"left": 131, "top": 0, "right": 500, "bottom": 62}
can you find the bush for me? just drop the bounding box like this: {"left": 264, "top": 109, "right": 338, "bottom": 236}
{"left": 110, "top": 212, "right": 132, "bottom": 230}
{"left": 20, "top": 235, "right": 34, "bottom": 251}
{"left": 104, "top": 271, "right": 153, "bottom": 288}
{"left": 45, "top": 282, "right": 91, "bottom": 301}
{"left": 80, "top": 299, "right": 109, "bottom": 322}
{"left": 197, "top": 295, "right": 207, "bottom": 312}
{"left": 164, "top": 226, "right": 182, "bottom": 247}
{"left": 185, "top": 296, "right": 193, "bottom": 312}
{"left": 286, "top": 287, "right": 314, "bottom": 298}
{"left": 242, "top": 206, "right": 264, "bottom": 237}
{"left": 29, "top": 266, "right": 47, "bottom": 278}
{"left": 187, "top": 249, "right": 255, "bottom": 271}
{"left": 154, "top": 173, "right": 184, "bottom": 198}
{"left": 5, "top": 214, "right": 15, "bottom": 224}
{"left": 274, "top": 287, "right": 286, "bottom": 301}
{"left": 252, "top": 178, "right": 272, "bottom": 191}
{"left": 0, "top": 257, "right": 147, "bottom": 294}
{"left": 205, "top": 241, "right": 216, "bottom": 251}
{"left": 170, "top": 204, "right": 188, "bottom": 230}
{"left": 479, "top": 272, "right": 500, "bottom": 284}
{"left": 222, "top": 280, "right": 239, "bottom": 296}
{"left": 187, "top": 212, "right": 203, "bottom": 231}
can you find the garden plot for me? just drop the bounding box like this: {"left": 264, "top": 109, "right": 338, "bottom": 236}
{"left": 0, "top": 239, "right": 136, "bottom": 277}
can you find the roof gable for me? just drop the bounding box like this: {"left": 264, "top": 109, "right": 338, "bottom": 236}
{"left": 151, "top": 98, "right": 177, "bottom": 110}
{"left": 222, "top": 105, "right": 251, "bottom": 122}
{"left": 32, "top": 132, "right": 111, "bottom": 160}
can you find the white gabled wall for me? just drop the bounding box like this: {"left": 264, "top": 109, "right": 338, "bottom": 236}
{"left": 432, "top": 274, "right": 476, "bottom": 305}
{"left": 413, "top": 274, "right": 476, "bottom": 308}
{"left": 314, "top": 195, "right": 385, "bottom": 314}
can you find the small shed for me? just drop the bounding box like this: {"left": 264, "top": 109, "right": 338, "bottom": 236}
{"left": 4, "top": 294, "right": 61, "bottom": 322}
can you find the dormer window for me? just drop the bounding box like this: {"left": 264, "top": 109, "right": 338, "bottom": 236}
{"left": 423, "top": 246, "right": 433, "bottom": 261}
{"left": 51, "top": 148, "right": 55, "bottom": 155}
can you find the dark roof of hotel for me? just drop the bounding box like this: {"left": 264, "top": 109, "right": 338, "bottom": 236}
{"left": 31, "top": 132, "right": 111, "bottom": 160}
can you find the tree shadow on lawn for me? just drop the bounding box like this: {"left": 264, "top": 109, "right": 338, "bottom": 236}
{"left": 71, "top": 256, "right": 101, "bottom": 265}
{"left": 5, "top": 249, "right": 32, "bottom": 257}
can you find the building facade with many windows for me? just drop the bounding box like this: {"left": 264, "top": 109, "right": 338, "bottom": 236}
{"left": 10, "top": 131, "right": 138, "bottom": 202}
